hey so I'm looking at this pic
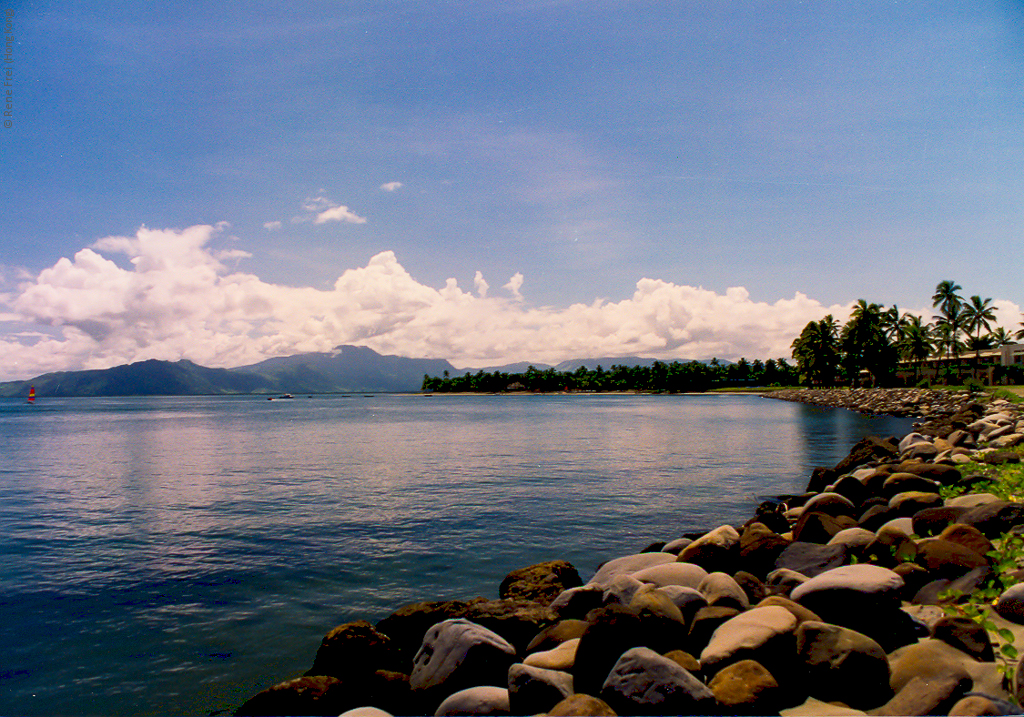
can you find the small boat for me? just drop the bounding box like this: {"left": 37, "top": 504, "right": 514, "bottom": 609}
{"left": 27, "top": 386, "right": 36, "bottom": 405}
{"left": 267, "top": 393, "right": 295, "bottom": 401}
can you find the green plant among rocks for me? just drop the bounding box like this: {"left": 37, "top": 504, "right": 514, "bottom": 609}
{"left": 940, "top": 448, "right": 1024, "bottom": 502}
{"left": 942, "top": 532, "right": 1024, "bottom": 690}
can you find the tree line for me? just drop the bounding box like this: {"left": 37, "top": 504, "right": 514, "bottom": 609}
{"left": 422, "top": 357, "right": 799, "bottom": 394}
{"left": 792, "top": 280, "right": 1024, "bottom": 387}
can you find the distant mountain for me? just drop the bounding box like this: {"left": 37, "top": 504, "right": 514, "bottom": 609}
{"left": 0, "top": 346, "right": 459, "bottom": 397}
{"left": 456, "top": 361, "right": 554, "bottom": 375}
{"left": 551, "top": 356, "right": 714, "bottom": 372}
{"left": 0, "top": 359, "right": 275, "bottom": 398}
{"left": 235, "top": 345, "right": 458, "bottom": 393}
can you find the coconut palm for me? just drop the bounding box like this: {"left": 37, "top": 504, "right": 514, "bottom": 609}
{"left": 898, "top": 314, "right": 934, "bottom": 384}
{"left": 932, "top": 280, "right": 964, "bottom": 320}
{"left": 962, "top": 295, "right": 997, "bottom": 381}
{"left": 992, "top": 327, "right": 1015, "bottom": 346}
{"left": 841, "top": 300, "right": 896, "bottom": 386}
{"left": 792, "top": 315, "right": 841, "bottom": 387}
{"left": 1017, "top": 314, "right": 1024, "bottom": 341}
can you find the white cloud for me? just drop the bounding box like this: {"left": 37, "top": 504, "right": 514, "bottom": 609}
{"left": 0, "top": 223, "right": 879, "bottom": 381}
{"left": 380, "top": 182, "right": 404, "bottom": 192}
{"left": 263, "top": 221, "right": 282, "bottom": 231}
{"left": 315, "top": 205, "right": 368, "bottom": 225}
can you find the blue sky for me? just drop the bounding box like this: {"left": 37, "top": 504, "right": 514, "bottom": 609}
{"left": 1, "top": 1, "right": 1022, "bottom": 379}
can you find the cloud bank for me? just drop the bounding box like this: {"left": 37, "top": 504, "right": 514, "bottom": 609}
{"left": 8, "top": 223, "right": 1014, "bottom": 382}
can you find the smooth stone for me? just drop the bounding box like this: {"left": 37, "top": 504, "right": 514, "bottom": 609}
{"left": 660, "top": 537, "right": 692, "bottom": 554}
{"left": 793, "top": 511, "right": 858, "bottom": 543}
{"left": 340, "top": 708, "right": 393, "bottom": 717}
{"left": 600, "top": 646, "right": 714, "bottom": 715}
{"left": 780, "top": 696, "right": 866, "bottom": 716}
{"left": 876, "top": 517, "right": 914, "bottom": 536}
{"left": 591, "top": 553, "right": 675, "bottom": 586}
{"left": 678, "top": 524, "right": 741, "bottom": 572}
{"left": 708, "top": 658, "right": 781, "bottom": 713}
{"left": 525, "top": 620, "right": 588, "bottom": 654}
{"left": 460, "top": 599, "right": 559, "bottom": 656}
{"left": 699, "top": 605, "right": 798, "bottom": 677}
{"left": 599, "top": 574, "right": 645, "bottom": 608}
{"left": 409, "top": 619, "right": 516, "bottom": 694}
{"left": 433, "top": 686, "right": 510, "bottom": 716}
{"left": 794, "top": 620, "right": 891, "bottom": 709}
{"left": 507, "top": 664, "right": 573, "bottom": 716}
{"left": 960, "top": 501, "right": 1024, "bottom": 538}
{"left": 939, "top": 523, "right": 995, "bottom": 558}
{"left": 738, "top": 522, "right": 791, "bottom": 577}
{"left": 687, "top": 605, "right": 741, "bottom": 654}
{"left": 774, "top": 542, "right": 850, "bottom": 578}
{"left": 756, "top": 595, "right": 822, "bottom": 625}
{"left": 765, "top": 568, "right": 810, "bottom": 596}
{"left": 628, "top": 584, "right": 688, "bottom": 647}
{"left": 887, "top": 639, "right": 973, "bottom": 693}
{"left": 545, "top": 694, "right": 616, "bottom": 716}
{"left": 570, "top": 605, "right": 647, "bottom": 697}
{"left": 947, "top": 493, "right": 1003, "bottom": 509}
{"left": 697, "top": 571, "right": 750, "bottom": 610}
{"left": 802, "top": 492, "right": 858, "bottom": 517}
{"left": 733, "top": 570, "right": 767, "bottom": 605}
{"left": 898, "top": 433, "right": 932, "bottom": 454}
{"left": 547, "top": 585, "right": 605, "bottom": 620}
{"left": 932, "top": 616, "right": 996, "bottom": 661}
{"left": 827, "top": 527, "right": 877, "bottom": 551}
{"left": 888, "top": 491, "right": 943, "bottom": 516}
{"left": 947, "top": 695, "right": 1003, "bottom": 716}
{"left": 523, "top": 638, "right": 579, "bottom": 670}
{"left": 882, "top": 472, "right": 940, "bottom": 498}
{"left": 656, "top": 585, "right": 708, "bottom": 621}
{"left": 630, "top": 561, "right": 709, "bottom": 589}
{"left": 789, "top": 565, "right": 906, "bottom": 646}
{"left": 912, "top": 506, "right": 969, "bottom": 536}
{"left": 872, "top": 673, "right": 971, "bottom": 716}
{"left": 916, "top": 538, "right": 990, "bottom": 578}
{"left": 996, "top": 583, "right": 1024, "bottom": 624}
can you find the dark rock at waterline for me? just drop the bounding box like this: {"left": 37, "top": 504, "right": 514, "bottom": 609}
{"left": 234, "top": 675, "right": 349, "bottom": 716}
{"left": 376, "top": 599, "right": 479, "bottom": 667}
{"left": 833, "top": 435, "right": 899, "bottom": 474}
{"left": 600, "top": 646, "right": 715, "bottom": 716}
{"left": 499, "top": 560, "right": 583, "bottom": 606}
{"left": 306, "top": 620, "right": 399, "bottom": 679}
{"left": 570, "top": 605, "right": 650, "bottom": 697}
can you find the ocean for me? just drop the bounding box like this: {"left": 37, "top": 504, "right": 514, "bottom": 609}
{"left": 0, "top": 393, "right": 915, "bottom": 716}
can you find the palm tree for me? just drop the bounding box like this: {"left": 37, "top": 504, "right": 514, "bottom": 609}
{"left": 841, "top": 300, "right": 897, "bottom": 386}
{"left": 992, "top": 327, "right": 1015, "bottom": 347}
{"left": 962, "top": 295, "right": 997, "bottom": 380}
{"left": 898, "top": 314, "right": 934, "bottom": 384}
{"left": 932, "top": 280, "right": 964, "bottom": 320}
{"left": 1017, "top": 314, "right": 1024, "bottom": 341}
{"left": 932, "top": 281, "right": 966, "bottom": 383}
{"left": 792, "top": 315, "right": 840, "bottom": 387}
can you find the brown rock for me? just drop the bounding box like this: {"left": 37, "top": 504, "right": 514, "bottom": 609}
{"left": 938, "top": 523, "right": 994, "bottom": 559}
{"left": 526, "top": 619, "right": 589, "bottom": 654}
{"left": 235, "top": 676, "right": 348, "bottom": 716}
{"left": 755, "top": 595, "right": 822, "bottom": 625}
{"left": 916, "top": 538, "right": 989, "bottom": 579}
{"left": 931, "top": 616, "right": 995, "bottom": 661}
{"left": 307, "top": 620, "right": 399, "bottom": 678}
{"left": 947, "top": 695, "right": 1002, "bottom": 716}
{"left": 871, "top": 673, "right": 970, "bottom": 716}
{"left": 546, "top": 694, "right": 617, "bottom": 716}
{"left": 662, "top": 649, "right": 700, "bottom": 673}
{"left": 708, "top": 659, "right": 781, "bottom": 714}
{"left": 500, "top": 560, "right": 583, "bottom": 606}
{"left": 793, "top": 512, "right": 858, "bottom": 544}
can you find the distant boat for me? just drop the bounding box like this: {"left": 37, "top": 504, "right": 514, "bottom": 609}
{"left": 27, "top": 386, "right": 35, "bottom": 405}
{"left": 267, "top": 394, "right": 294, "bottom": 401}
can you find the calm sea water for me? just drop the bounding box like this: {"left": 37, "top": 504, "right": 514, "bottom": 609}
{"left": 0, "top": 393, "right": 914, "bottom": 716}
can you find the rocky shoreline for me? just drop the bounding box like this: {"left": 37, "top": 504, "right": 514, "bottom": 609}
{"left": 235, "top": 391, "right": 1024, "bottom": 717}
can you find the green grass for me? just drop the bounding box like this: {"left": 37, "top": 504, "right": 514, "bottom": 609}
{"left": 941, "top": 447, "right": 1024, "bottom": 502}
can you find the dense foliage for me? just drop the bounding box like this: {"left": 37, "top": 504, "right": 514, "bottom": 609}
{"left": 422, "top": 357, "right": 798, "bottom": 393}
{"left": 791, "top": 280, "right": 1023, "bottom": 387}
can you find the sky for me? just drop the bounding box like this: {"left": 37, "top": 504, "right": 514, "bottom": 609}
{"left": 1, "top": 1, "right": 1022, "bottom": 381}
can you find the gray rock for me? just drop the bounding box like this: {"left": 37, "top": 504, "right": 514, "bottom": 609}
{"left": 774, "top": 542, "right": 850, "bottom": 577}
{"left": 631, "top": 561, "right": 708, "bottom": 589}
{"left": 410, "top": 619, "right": 516, "bottom": 697}
{"left": 599, "top": 573, "right": 645, "bottom": 607}
{"left": 678, "top": 524, "right": 741, "bottom": 572}
{"left": 433, "top": 686, "right": 510, "bottom": 716}
{"left": 591, "top": 553, "right": 674, "bottom": 586}
{"left": 507, "top": 663, "right": 573, "bottom": 715}
{"left": 548, "top": 585, "right": 605, "bottom": 620}
{"left": 600, "top": 646, "right": 714, "bottom": 715}
{"left": 656, "top": 585, "right": 708, "bottom": 621}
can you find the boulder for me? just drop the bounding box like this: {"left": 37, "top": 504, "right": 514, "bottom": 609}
{"left": 569, "top": 605, "right": 648, "bottom": 697}
{"left": 506, "top": 664, "right": 573, "bottom": 715}
{"left": 931, "top": 615, "right": 996, "bottom": 661}
{"left": 599, "top": 574, "right": 645, "bottom": 608}
{"left": 755, "top": 596, "right": 822, "bottom": 625}
{"left": 409, "top": 619, "right": 517, "bottom": 704}
{"left": 738, "top": 522, "right": 790, "bottom": 577}
{"left": 545, "top": 694, "right": 617, "bottom": 716}
{"left": 938, "top": 523, "right": 994, "bottom": 558}
{"left": 828, "top": 475, "right": 870, "bottom": 507}
{"left": 697, "top": 572, "right": 750, "bottom": 610}
{"left": 764, "top": 568, "right": 810, "bottom": 596}
{"left": 235, "top": 676, "right": 350, "bottom": 717}
{"left": 912, "top": 506, "right": 968, "bottom": 536}
{"left": 656, "top": 585, "right": 708, "bottom": 623}
{"left": 525, "top": 619, "right": 588, "bottom": 654}
{"left": 792, "top": 512, "right": 857, "bottom": 543}
{"left": 600, "top": 646, "right": 715, "bottom": 715}
{"left": 461, "top": 599, "right": 558, "bottom": 655}
{"left": 948, "top": 695, "right": 1003, "bottom": 716}
{"left": 960, "top": 501, "right": 1024, "bottom": 538}
{"left": 887, "top": 639, "right": 973, "bottom": 693}
{"left": 872, "top": 673, "right": 971, "bottom": 716}
{"left": 794, "top": 620, "right": 891, "bottom": 709}
{"left": 376, "top": 599, "right": 478, "bottom": 666}
{"left": 887, "top": 491, "right": 943, "bottom": 517}
{"left": 916, "top": 538, "right": 990, "bottom": 579}
{"left": 630, "top": 561, "right": 708, "bottom": 589}
{"left": 733, "top": 570, "right": 767, "bottom": 605}
{"left": 827, "top": 527, "right": 876, "bottom": 552}
{"left": 708, "top": 659, "right": 782, "bottom": 714}
{"left": 883, "top": 472, "right": 941, "bottom": 497}
{"left": 699, "top": 605, "right": 798, "bottom": 679}
{"left": 687, "top": 605, "right": 741, "bottom": 655}
{"left": 591, "top": 553, "right": 675, "bottom": 586}
{"left": 307, "top": 620, "right": 400, "bottom": 678}
{"left": 678, "top": 525, "right": 741, "bottom": 572}
{"left": 499, "top": 561, "right": 583, "bottom": 605}
{"left": 548, "top": 585, "right": 605, "bottom": 620}
{"left": 434, "top": 686, "right": 510, "bottom": 716}
{"left": 523, "top": 637, "right": 579, "bottom": 671}
{"left": 802, "top": 492, "right": 858, "bottom": 517}
{"left": 833, "top": 436, "right": 897, "bottom": 474}
{"left": 774, "top": 542, "right": 850, "bottom": 577}
{"left": 995, "top": 583, "right": 1024, "bottom": 624}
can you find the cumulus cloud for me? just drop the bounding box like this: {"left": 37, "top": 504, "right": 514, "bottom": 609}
{"left": 293, "top": 195, "right": 368, "bottom": 225}
{"left": 263, "top": 221, "right": 282, "bottom": 231}
{"left": 380, "top": 182, "right": 403, "bottom": 192}
{"left": 0, "top": 223, "right": 864, "bottom": 380}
